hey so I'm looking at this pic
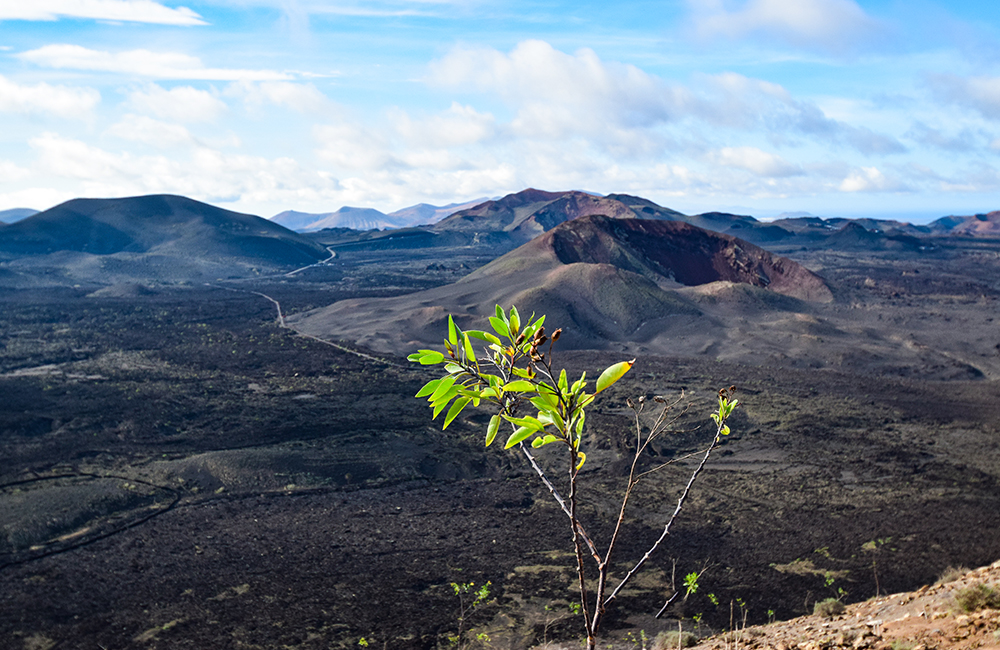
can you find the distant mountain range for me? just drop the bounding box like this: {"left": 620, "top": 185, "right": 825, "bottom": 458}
{"left": 0, "top": 208, "right": 38, "bottom": 224}
{"left": 930, "top": 210, "right": 1000, "bottom": 236}
{"left": 270, "top": 198, "right": 487, "bottom": 232}
{"left": 315, "top": 188, "right": 1000, "bottom": 254}
{"left": 1, "top": 189, "right": 997, "bottom": 292}
{"left": 0, "top": 194, "right": 327, "bottom": 287}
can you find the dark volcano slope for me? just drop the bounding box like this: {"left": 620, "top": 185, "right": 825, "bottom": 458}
{"left": 0, "top": 194, "right": 328, "bottom": 265}
{"left": 535, "top": 216, "right": 829, "bottom": 300}
{"left": 289, "top": 215, "right": 831, "bottom": 355}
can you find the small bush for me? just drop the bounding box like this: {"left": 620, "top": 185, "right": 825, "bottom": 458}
{"left": 652, "top": 630, "right": 697, "bottom": 649}
{"left": 813, "top": 598, "right": 845, "bottom": 619}
{"left": 954, "top": 583, "right": 1000, "bottom": 612}
{"left": 936, "top": 566, "right": 970, "bottom": 585}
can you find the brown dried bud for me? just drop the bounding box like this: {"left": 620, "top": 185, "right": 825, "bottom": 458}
{"left": 626, "top": 397, "right": 635, "bottom": 408}
{"left": 653, "top": 395, "right": 666, "bottom": 403}
{"left": 551, "top": 328, "right": 562, "bottom": 342}
{"left": 515, "top": 332, "right": 526, "bottom": 345}
{"left": 638, "top": 396, "right": 646, "bottom": 404}
{"left": 536, "top": 335, "right": 547, "bottom": 346}
{"left": 534, "top": 326, "right": 545, "bottom": 340}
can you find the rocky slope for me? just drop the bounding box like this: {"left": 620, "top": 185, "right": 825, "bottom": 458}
{"left": 690, "top": 561, "right": 1000, "bottom": 650}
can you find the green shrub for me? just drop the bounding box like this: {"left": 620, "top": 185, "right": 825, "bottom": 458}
{"left": 936, "top": 566, "right": 969, "bottom": 585}
{"left": 954, "top": 583, "right": 1000, "bottom": 612}
{"left": 652, "top": 630, "right": 697, "bottom": 649}
{"left": 410, "top": 307, "right": 739, "bottom": 650}
{"left": 813, "top": 598, "right": 845, "bottom": 619}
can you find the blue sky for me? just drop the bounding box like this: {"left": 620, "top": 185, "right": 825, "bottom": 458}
{"left": 1, "top": 0, "right": 999, "bottom": 222}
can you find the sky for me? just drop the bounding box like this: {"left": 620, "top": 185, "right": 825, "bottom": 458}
{"left": 1, "top": 0, "right": 1000, "bottom": 222}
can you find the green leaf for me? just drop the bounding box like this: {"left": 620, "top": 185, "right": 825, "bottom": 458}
{"left": 494, "top": 304, "right": 505, "bottom": 321}
{"left": 443, "top": 396, "right": 471, "bottom": 429}
{"left": 531, "top": 437, "right": 545, "bottom": 448}
{"left": 721, "top": 424, "right": 731, "bottom": 436}
{"left": 595, "top": 359, "right": 635, "bottom": 393}
{"left": 503, "top": 415, "right": 546, "bottom": 432}
{"left": 558, "top": 369, "right": 568, "bottom": 392}
{"left": 503, "top": 380, "right": 536, "bottom": 393}
{"left": 504, "top": 426, "right": 534, "bottom": 449}
{"left": 431, "top": 387, "right": 459, "bottom": 418}
{"left": 529, "top": 394, "right": 558, "bottom": 412}
{"left": 429, "top": 374, "right": 457, "bottom": 402}
{"left": 447, "top": 315, "right": 458, "bottom": 346}
{"left": 415, "top": 378, "right": 440, "bottom": 398}
{"left": 468, "top": 330, "right": 502, "bottom": 346}
{"left": 444, "top": 363, "right": 464, "bottom": 374}
{"left": 488, "top": 316, "right": 510, "bottom": 339}
{"left": 509, "top": 306, "right": 520, "bottom": 336}
{"left": 523, "top": 314, "right": 545, "bottom": 338}
{"left": 575, "top": 451, "right": 587, "bottom": 470}
{"left": 485, "top": 415, "right": 500, "bottom": 447}
{"left": 463, "top": 333, "right": 476, "bottom": 362}
{"left": 416, "top": 349, "right": 445, "bottom": 365}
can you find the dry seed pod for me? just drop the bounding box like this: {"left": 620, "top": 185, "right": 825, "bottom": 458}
{"left": 551, "top": 328, "right": 562, "bottom": 342}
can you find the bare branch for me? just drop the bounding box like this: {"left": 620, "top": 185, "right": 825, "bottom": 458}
{"left": 518, "top": 442, "right": 601, "bottom": 564}
{"left": 604, "top": 417, "right": 728, "bottom": 606}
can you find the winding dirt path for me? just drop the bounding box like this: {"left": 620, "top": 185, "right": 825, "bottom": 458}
{"left": 207, "top": 283, "right": 404, "bottom": 366}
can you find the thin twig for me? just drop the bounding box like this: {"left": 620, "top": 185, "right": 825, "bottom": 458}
{"left": 606, "top": 419, "right": 726, "bottom": 606}
{"left": 518, "top": 442, "right": 601, "bottom": 563}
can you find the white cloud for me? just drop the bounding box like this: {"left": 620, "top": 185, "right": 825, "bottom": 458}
{"left": 927, "top": 74, "right": 1000, "bottom": 121}
{"left": 0, "top": 187, "right": 75, "bottom": 212}
{"left": 313, "top": 123, "right": 402, "bottom": 171}
{"left": 126, "top": 84, "right": 227, "bottom": 122}
{"left": 708, "top": 147, "right": 802, "bottom": 177}
{"left": 697, "top": 72, "right": 907, "bottom": 154}
{"left": 0, "top": 160, "right": 31, "bottom": 183}
{"left": 226, "top": 81, "right": 329, "bottom": 113}
{"left": 905, "top": 122, "right": 979, "bottom": 152}
{"left": 391, "top": 102, "right": 496, "bottom": 148}
{"left": 19, "top": 44, "right": 290, "bottom": 81}
{"left": 428, "top": 39, "right": 693, "bottom": 139}
{"left": 0, "top": 0, "right": 205, "bottom": 25}
{"left": 428, "top": 42, "right": 902, "bottom": 157}
{"left": 27, "top": 132, "right": 341, "bottom": 208}
{"left": 838, "top": 166, "right": 908, "bottom": 192}
{"left": 0, "top": 74, "right": 99, "bottom": 118}
{"left": 105, "top": 114, "right": 197, "bottom": 147}
{"left": 689, "top": 0, "right": 881, "bottom": 52}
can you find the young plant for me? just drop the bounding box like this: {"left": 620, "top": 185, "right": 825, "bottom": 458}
{"left": 449, "top": 581, "right": 493, "bottom": 649}
{"left": 409, "top": 306, "right": 740, "bottom": 650}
